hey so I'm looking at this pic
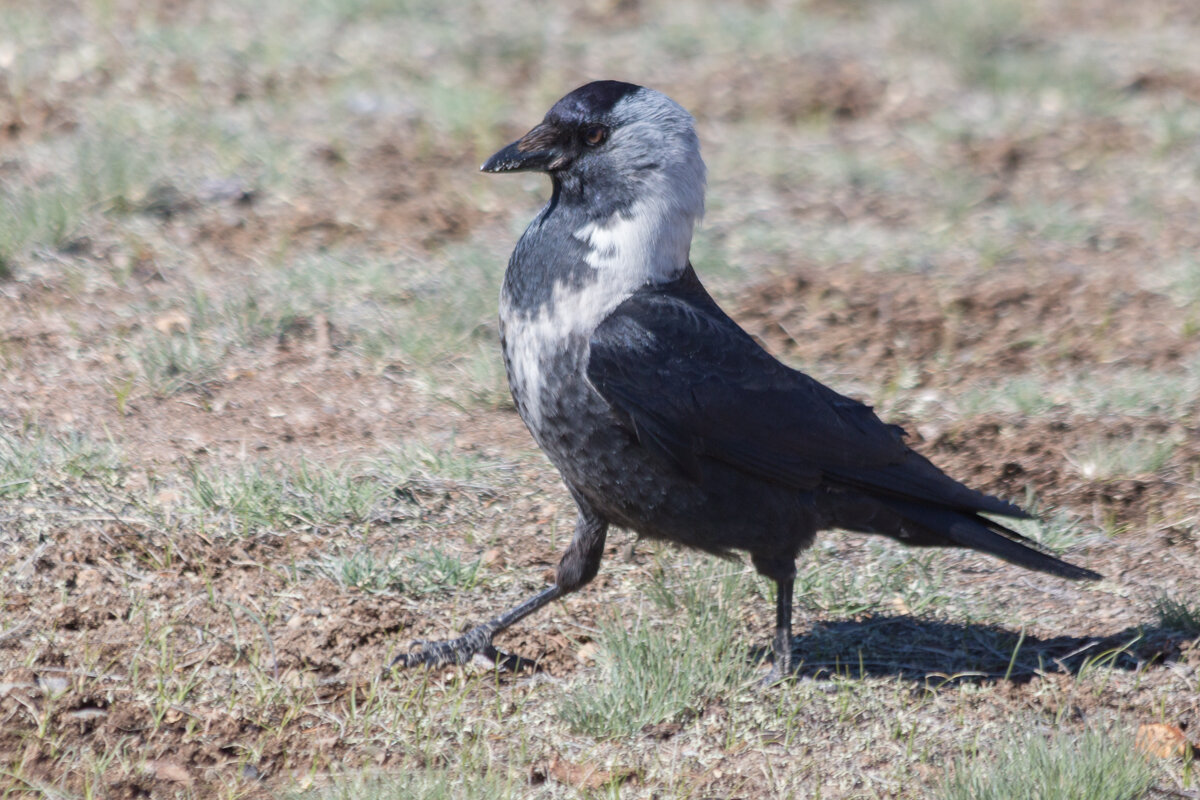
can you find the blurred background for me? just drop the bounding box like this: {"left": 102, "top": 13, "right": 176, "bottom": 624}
{"left": 3, "top": 0, "right": 1199, "bottom": 424}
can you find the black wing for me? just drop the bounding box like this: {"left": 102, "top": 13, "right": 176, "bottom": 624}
{"left": 586, "top": 270, "right": 1023, "bottom": 518}
{"left": 586, "top": 270, "right": 1102, "bottom": 582}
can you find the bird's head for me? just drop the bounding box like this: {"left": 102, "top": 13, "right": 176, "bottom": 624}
{"left": 482, "top": 81, "right": 706, "bottom": 222}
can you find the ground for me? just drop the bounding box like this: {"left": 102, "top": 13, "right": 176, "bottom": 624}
{"left": 0, "top": 1, "right": 1198, "bottom": 798}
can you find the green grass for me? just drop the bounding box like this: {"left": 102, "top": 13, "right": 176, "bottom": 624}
{"left": 939, "top": 726, "right": 1153, "bottom": 800}
{"left": 134, "top": 327, "right": 224, "bottom": 395}
{"left": 793, "top": 540, "right": 948, "bottom": 617}
{"left": 294, "top": 768, "right": 529, "bottom": 800}
{"left": 990, "top": 490, "right": 1088, "bottom": 555}
{"left": 312, "top": 546, "right": 482, "bottom": 596}
{"left": 1167, "top": 256, "right": 1200, "bottom": 314}
{"left": 418, "top": 80, "right": 510, "bottom": 145}
{"left": 3, "top": 1, "right": 1198, "bottom": 798}
{"left": 1001, "top": 200, "right": 1099, "bottom": 246}
{"left": 559, "top": 560, "right": 755, "bottom": 738}
{"left": 184, "top": 445, "right": 502, "bottom": 536}
{"left": 905, "top": 0, "right": 1026, "bottom": 87}
{"left": 1070, "top": 435, "right": 1179, "bottom": 481}
{"left": 451, "top": 341, "right": 515, "bottom": 410}
{"left": 904, "top": 0, "right": 1116, "bottom": 109}
{"left": 313, "top": 547, "right": 409, "bottom": 593}
{"left": 348, "top": 244, "right": 504, "bottom": 370}
{"left": 0, "top": 120, "right": 166, "bottom": 274}
{"left": 956, "top": 376, "right": 1060, "bottom": 417}
{"left": 406, "top": 547, "right": 484, "bottom": 593}
{"left": 0, "top": 425, "right": 124, "bottom": 498}
{"left": 379, "top": 441, "right": 504, "bottom": 486}
{"left": 1153, "top": 595, "right": 1200, "bottom": 636}
{"left": 1072, "top": 366, "right": 1200, "bottom": 419}
{"left": 128, "top": 243, "right": 506, "bottom": 400}
{"left": 0, "top": 180, "right": 87, "bottom": 276}
{"left": 186, "top": 459, "right": 392, "bottom": 535}
{"left": 956, "top": 363, "right": 1200, "bottom": 421}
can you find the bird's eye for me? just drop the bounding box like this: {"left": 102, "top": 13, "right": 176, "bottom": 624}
{"left": 583, "top": 125, "right": 608, "bottom": 146}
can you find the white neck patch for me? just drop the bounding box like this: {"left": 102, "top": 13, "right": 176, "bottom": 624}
{"left": 573, "top": 199, "right": 694, "bottom": 287}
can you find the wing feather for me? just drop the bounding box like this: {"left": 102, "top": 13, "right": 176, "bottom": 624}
{"left": 587, "top": 277, "right": 1025, "bottom": 519}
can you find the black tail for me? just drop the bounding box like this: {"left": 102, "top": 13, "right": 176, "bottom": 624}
{"left": 880, "top": 499, "right": 1102, "bottom": 581}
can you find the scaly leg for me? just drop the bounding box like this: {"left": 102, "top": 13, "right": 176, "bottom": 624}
{"left": 751, "top": 551, "right": 797, "bottom": 685}
{"left": 762, "top": 575, "right": 795, "bottom": 684}
{"left": 392, "top": 502, "right": 608, "bottom": 670}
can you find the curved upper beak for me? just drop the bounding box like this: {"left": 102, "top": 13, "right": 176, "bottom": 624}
{"left": 481, "top": 122, "right": 565, "bottom": 174}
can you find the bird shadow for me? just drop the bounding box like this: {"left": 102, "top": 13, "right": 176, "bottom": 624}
{"left": 759, "top": 615, "right": 1194, "bottom": 685}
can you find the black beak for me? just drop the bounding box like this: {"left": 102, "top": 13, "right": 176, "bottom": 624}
{"left": 481, "top": 123, "right": 566, "bottom": 174}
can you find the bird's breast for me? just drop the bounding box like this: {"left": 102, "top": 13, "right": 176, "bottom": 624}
{"left": 500, "top": 277, "right": 625, "bottom": 437}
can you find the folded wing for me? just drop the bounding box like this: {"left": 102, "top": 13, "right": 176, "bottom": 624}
{"left": 586, "top": 270, "right": 1100, "bottom": 581}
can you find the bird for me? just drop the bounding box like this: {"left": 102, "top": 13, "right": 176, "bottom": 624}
{"left": 393, "top": 80, "right": 1100, "bottom": 681}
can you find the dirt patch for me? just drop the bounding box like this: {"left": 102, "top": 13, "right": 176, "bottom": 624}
{"left": 736, "top": 268, "right": 1199, "bottom": 384}
{"left": 692, "top": 54, "right": 888, "bottom": 122}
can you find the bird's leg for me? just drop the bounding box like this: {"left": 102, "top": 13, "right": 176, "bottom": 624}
{"left": 391, "top": 505, "right": 608, "bottom": 671}
{"left": 764, "top": 575, "right": 795, "bottom": 683}
{"left": 751, "top": 552, "right": 797, "bottom": 685}
{"left": 389, "top": 585, "right": 562, "bottom": 670}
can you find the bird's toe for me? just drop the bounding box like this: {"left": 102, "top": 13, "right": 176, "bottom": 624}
{"left": 389, "top": 634, "right": 481, "bottom": 670}
{"left": 758, "top": 664, "right": 788, "bottom": 688}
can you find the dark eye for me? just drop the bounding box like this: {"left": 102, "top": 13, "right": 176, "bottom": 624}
{"left": 583, "top": 125, "right": 608, "bottom": 146}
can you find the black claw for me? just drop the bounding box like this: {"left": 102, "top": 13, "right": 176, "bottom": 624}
{"left": 390, "top": 639, "right": 471, "bottom": 669}
{"left": 488, "top": 647, "right": 541, "bottom": 673}
{"left": 759, "top": 667, "right": 785, "bottom": 687}
{"left": 388, "top": 625, "right": 498, "bottom": 671}
{"left": 387, "top": 626, "right": 545, "bottom": 675}
{"left": 388, "top": 586, "right": 564, "bottom": 675}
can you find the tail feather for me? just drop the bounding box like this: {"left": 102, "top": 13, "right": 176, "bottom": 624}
{"left": 827, "top": 452, "right": 1034, "bottom": 521}
{"left": 879, "top": 499, "right": 1102, "bottom": 582}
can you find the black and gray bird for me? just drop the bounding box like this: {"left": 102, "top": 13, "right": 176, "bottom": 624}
{"left": 395, "top": 81, "right": 1100, "bottom": 680}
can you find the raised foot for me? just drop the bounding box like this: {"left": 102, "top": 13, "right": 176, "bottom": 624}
{"left": 388, "top": 626, "right": 537, "bottom": 673}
